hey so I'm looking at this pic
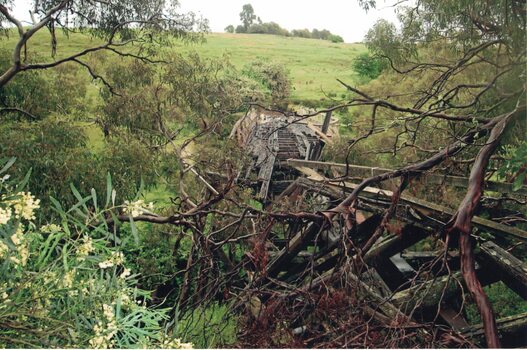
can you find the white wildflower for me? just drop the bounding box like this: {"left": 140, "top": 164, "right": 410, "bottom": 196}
{"left": 0, "top": 241, "right": 8, "bottom": 257}
{"left": 102, "top": 304, "right": 115, "bottom": 321}
{"left": 10, "top": 227, "right": 23, "bottom": 246}
{"left": 41, "top": 223, "right": 62, "bottom": 234}
{"left": 162, "top": 338, "right": 194, "bottom": 349}
{"left": 98, "top": 260, "right": 114, "bottom": 269}
{"left": 98, "top": 251, "right": 125, "bottom": 269}
{"left": 76, "top": 237, "right": 94, "bottom": 261}
{"left": 18, "top": 244, "right": 29, "bottom": 266}
{"left": 10, "top": 192, "right": 40, "bottom": 221}
{"left": 90, "top": 306, "right": 119, "bottom": 349}
{"left": 112, "top": 251, "right": 125, "bottom": 265}
{"left": 0, "top": 207, "right": 12, "bottom": 225}
{"left": 119, "top": 268, "right": 131, "bottom": 279}
{"left": 123, "top": 199, "right": 154, "bottom": 217}
{"left": 63, "top": 270, "right": 76, "bottom": 288}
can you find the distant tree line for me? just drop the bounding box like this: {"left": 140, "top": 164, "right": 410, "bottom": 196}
{"left": 224, "top": 4, "right": 344, "bottom": 43}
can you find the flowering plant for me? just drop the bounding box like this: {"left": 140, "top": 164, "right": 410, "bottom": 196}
{"left": 0, "top": 158, "right": 192, "bottom": 349}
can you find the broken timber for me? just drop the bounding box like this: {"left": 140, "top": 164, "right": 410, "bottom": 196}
{"left": 287, "top": 159, "right": 527, "bottom": 197}
{"left": 231, "top": 106, "right": 334, "bottom": 200}
{"left": 231, "top": 107, "right": 527, "bottom": 347}
{"left": 291, "top": 168, "right": 527, "bottom": 241}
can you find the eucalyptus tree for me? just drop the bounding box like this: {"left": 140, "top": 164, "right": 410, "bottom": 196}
{"left": 341, "top": 0, "right": 526, "bottom": 347}
{"left": 0, "top": 0, "right": 207, "bottom": 89}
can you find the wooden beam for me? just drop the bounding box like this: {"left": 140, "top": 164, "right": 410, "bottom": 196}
{"left": 439, "top": 307, "right": 470, "bottom": 331}
{"left": 286, "top": 159, "right": 527, "bottom": 196}
{"left": 291, "top": 168, "right": 527, "bottom": 241}
{"left": 478, "top": 241, "right": 527, "bottom": 300}
{"left": 391, "top": 268, "right": 501, "bottom": 312}
{"left": 461, "top": 312, "right": 527, "bottom": 347}
{"left": 306, "top": 122, "right": 333, "bottom": 144}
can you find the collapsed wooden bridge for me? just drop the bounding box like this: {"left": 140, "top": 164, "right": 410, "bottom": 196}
{"left": 230, "top": 106, "right": 527, "bottom": 348}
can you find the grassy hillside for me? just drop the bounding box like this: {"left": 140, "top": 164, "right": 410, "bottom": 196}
{"left": 171, "top": 33, "right": 366, "bottom": 102}
{"left": 1, "top": 31, "right": 366, "bottom": 104}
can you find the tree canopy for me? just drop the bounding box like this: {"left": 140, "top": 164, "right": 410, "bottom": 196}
{"left": 0, "top": 0, "right": 207, "bottom": 88}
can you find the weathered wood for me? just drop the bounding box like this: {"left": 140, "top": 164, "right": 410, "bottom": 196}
{"left": 321, "top": 111, "right": 332, "bottom": 135}
{"left": 391, "top": 268, "right": 501, "bottom": 312}
{"left": 287, "top": 159, "right": 527, "bottom": 196}
{"left": 439, "top": 307, "right": 470, "bottom": 331}
{"left": 374, "top": 256, "right": 410, "bottom": 292}
{"left": 477, "top": 241, "right": 527, "bottom": 300}
{"left": 365, "top": 225, "right": 432, "bottom": 264}
{"left": 392, "top": 272, "right": 463, "bottom": 311}
{"left": 461, "top": 312, "right": 527, "bottom": 347}
{"left": 265, "top": 222, "right": 322, "bottom": 277}
{"left": 361, "top": 268, "right": 392, "bottom": 298}
{"left": 292, "top": 168, "right": 527, "bottom": 240}
{"left": 306, "top": 122, "right": 333, "bottom": 144}
{"left": 401, "top": 251, "right": 441, "bottom": 261}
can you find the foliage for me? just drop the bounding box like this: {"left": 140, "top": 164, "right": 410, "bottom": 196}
{"left": 0, "top": 30, "right": 366, "bottom": 104}
{"left": 99, "top": 52, "right": 257, "bottom": 148}
{"left": 239, "top": 4, "right": 256, "bottom": 32}
{"left": 352, "top": 52, "right": 387, "bottom": 79}
{"left": 247, "top": 22, "right": 289, "bottom": 37}
{"left": 0, "top": 159, "right": 192, "bottom": 348}
{"left": 329, "top": 34, "right": 344, "bottom": 43}
{"left": 98, "top": 135, "right": 159, "bottom": 199}
{"left": 224, "top": 25, "right": 235, "bottom": 33}
{"left": 0, "top": 0, "right": 206, "bottom": 53}
{"left": 0, "top": 118, "right": 157, "bottom": 213}
{"left": 465, "top": 282, "right": 527, "bottom": 324}
{"left": 496, "top": 140, "right": 527, "bottom": 191}
{"left": 0, "top": 49, "right": 87, "bottom": 119}
{"left": 243, "top": 59, "right": 292, "bottom": 109}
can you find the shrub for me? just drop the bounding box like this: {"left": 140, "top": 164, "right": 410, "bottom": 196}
{"left": 243, "top": 59, "right": 291, "bottom": 109}
{"left": 329, "top": 34, "right": 344, "bottom": 43}
{"left": 0, "top": 119, "right": 157, "bottom": 214}
{"left": 0, "top": 159, "right": 192, "bottom": 348}
{"left": 0, "top": 50, "right": 87, "bottom": 119}
{"left": 352, "top": 52, "right": 388, "bottom": 79}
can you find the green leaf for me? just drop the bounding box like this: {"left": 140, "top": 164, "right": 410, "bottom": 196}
{"left": 106, "top": 173, "right": 113, "bottom": 207}
{"left": 513, "top": 173, "right": 525, "bottom": 192}
{"left": 91, "top": 188, "right": 98, "bottom": 213}
{"left": 0, "top": 157, "right": 16, "bottom": 175}
{"left": 15, "top": 168, "right": 32, "bottom": 191}
{"left": 130, "top": 217, "right": 139, "bottom": 244}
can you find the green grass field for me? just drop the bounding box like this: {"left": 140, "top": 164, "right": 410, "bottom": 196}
{"left": 1, "top": 30, "right": 366, "bottom": 103}
{"left": 170, "top": 33, "right": 366, "bottom": 102}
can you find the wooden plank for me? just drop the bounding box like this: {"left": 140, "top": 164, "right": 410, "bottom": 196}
{"left": 265, "top": 222, "right": 322, "bottom": 277}
{"left": 321, "top": 111, "right": 332, "bottom": 135}
{"left": 306, "top": 122, "right": 333, "bottom": 144}
{"left": 478, "top": 241, "right": 527, "bottom": 299}
{"left": 287, "top": 159, "right": 527, "bottom": 196}
{"left": 258, "top": 131, "right": 278, "bottom": 199}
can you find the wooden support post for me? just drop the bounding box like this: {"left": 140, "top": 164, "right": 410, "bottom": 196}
{"left": 321, "top": 111, "right": 332, "bottom": 135}
{"left": 364, "top": 224, "right": 432, "bottom": 264}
